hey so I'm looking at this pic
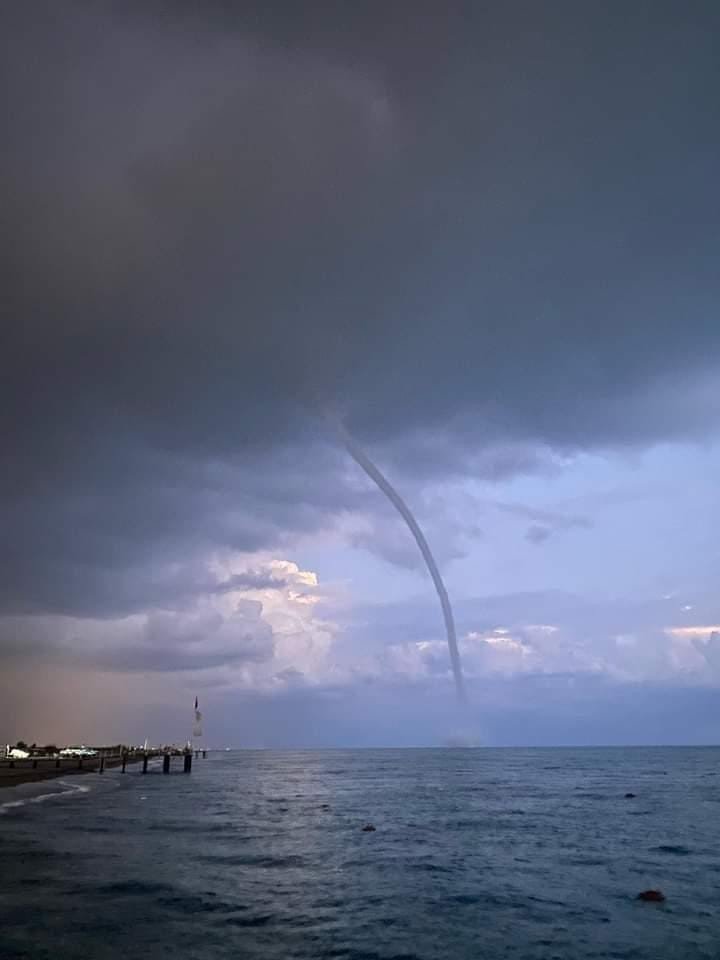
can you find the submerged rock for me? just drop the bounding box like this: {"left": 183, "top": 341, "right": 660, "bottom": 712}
{"left": 637, "top": 889, "right": 665, "bottom": 902}
{"left": 361, "top": 824, "right": 376, "bottom": 832}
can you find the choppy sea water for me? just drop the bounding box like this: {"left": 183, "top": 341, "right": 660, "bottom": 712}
{"left": 1, "top": 748, "right": 719, "bottom": 959}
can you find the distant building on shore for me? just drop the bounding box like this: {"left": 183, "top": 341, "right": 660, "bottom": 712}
{"left": 59, "top": 745, "right": 98, "bottom": 757}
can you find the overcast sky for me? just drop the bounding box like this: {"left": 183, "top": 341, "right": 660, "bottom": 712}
{"left": 2, "top": 1, "right": 719, "bottom": 747}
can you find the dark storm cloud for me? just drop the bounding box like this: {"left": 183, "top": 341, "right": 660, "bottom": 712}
{"left": 1, "top": 600, "right": 274, "bottom": 674}
{"left": 212, "top": 570, "right": 288, "bottom": 595}
{"left": 3, "top": 1, "right": 720, "bottom": 621}
{"left": 95, "top": 603, "right": 275, "bottom": 673}
{"left": 0, "top": 440, "right": 359, "bottom": 617}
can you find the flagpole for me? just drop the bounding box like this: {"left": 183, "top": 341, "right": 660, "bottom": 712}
{"left": 192, "top": 696, "right": 203, "bottom": 752}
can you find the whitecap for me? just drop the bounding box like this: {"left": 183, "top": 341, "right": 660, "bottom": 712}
{"left": 0, "top": 777, "right": 91, "bottom": 813}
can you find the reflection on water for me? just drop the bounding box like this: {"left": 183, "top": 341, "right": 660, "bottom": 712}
{"left": 1, "top": 748, "right": 719, "bottom": 959}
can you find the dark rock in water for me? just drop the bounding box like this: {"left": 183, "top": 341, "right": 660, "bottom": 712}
{"left": 361, "top": 824, "right": 376, "bottom": 832}
{"left": 624, "top": 792, "right": 637, "bottom": 798}
{"left": 637, "top": 889, "right": 665, "bottom": 902}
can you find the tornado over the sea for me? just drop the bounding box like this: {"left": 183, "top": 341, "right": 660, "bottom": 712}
{"left": 336, "top": 422, "right": 466, "bottom": 703}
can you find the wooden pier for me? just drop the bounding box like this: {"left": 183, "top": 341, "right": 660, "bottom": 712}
{"left": 0, "top": 748, "right": 198, "bottom": 787}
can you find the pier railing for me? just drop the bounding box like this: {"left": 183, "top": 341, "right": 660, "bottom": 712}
{"left": 0, "top": 749, "right": 196, "bottom": 783}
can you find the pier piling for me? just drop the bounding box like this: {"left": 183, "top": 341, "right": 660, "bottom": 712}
{"left": 1, "top": 746, "right": 201, "bottom": 784}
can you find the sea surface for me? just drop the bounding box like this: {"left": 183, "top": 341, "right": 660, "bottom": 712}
{"left": 1, "top": 747, "right": 719, "bottom": 959}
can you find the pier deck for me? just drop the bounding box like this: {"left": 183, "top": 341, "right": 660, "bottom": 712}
{"left": 0, "top": 750, "right": 193, "bottom": 788}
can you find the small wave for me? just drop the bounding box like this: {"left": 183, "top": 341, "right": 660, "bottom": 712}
{"left": 70, "top": 824, "right": 114, "bottom": 834}
{"left": 527, "top": 894, "right": 567, "bottom": 907}
{"left": 148, "top": 820, "right": 235, "bottom": 835}
{"left": 451, "top": 893, "right": 481, "bottom": 905}
{"left": 655, "top": 844, "right": 692, "bottom": 856}
{"left": 563, "top": 856, "right": 607, "bottom": 867}
{"left": 408, "top": 862, "right": 453, "bottom": 874}
{"left": 313, "top": 952, "right": 421, "bottom": 960}
{"left": 351, "top": 953, "right": 421, "bottom": 960}
{"left": 0, "top": 779, "right": 90, "bottom": 813}
{"left": 224, "top": 913, "right": 274, "bottom": 927}
{"left": 195, "top": 853, "right": 305, "bottom": 868}
{"left": 157, "top": 893, "right": 242, "bottom": 915}
{"left": 57, "top": 779, "right": 91, "bottom": 794}
{"left": 97, "top": 880, "right": 175, "bottom": 896}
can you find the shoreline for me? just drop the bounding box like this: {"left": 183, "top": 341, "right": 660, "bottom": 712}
{"left": 0, "top": 767, "right": 97, "bottom": 789}
{"left": 0, "top": 755, "right": 146, "bottom": 790}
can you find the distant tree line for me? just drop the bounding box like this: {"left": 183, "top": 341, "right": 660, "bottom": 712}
{"left": 11, "top": 742, "right": 126, "bottom": 756}
{"left": 13, "top": 741, "right": 60, "bottom": 756}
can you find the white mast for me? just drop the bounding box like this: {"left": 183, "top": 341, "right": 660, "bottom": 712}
{"left": 192, "top": 696, "right": 203, "bottom": 742}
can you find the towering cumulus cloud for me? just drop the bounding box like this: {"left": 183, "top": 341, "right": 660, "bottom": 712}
{"left": 336, "top": 422, "right": 466, "bottom": 702}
